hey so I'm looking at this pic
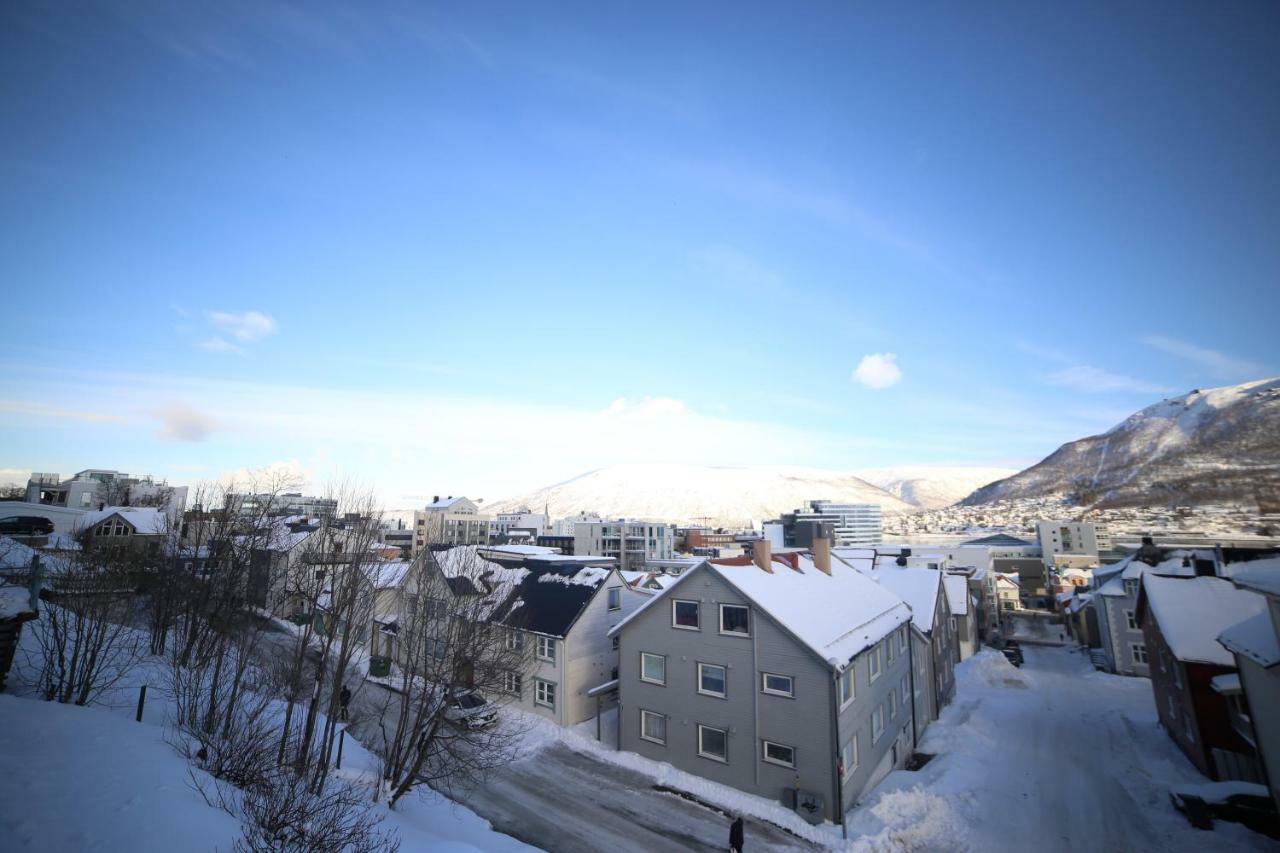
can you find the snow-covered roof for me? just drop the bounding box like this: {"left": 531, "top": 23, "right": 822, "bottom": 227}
{"left": 1228, "top": 558, "right": 1280, "bottom": 598}
{"left": 42, "top": 532, "right": 82, "bottom": 551}
{"left": 611, "top": 552, "right": 912, "bottom": 671}
{"left": 363, "top": 560, "right": 414, "bottom": 590}
{"left": 0, "top": 586, "right": 35, "bottom": 620}
{"left": 481, "top": 544, "right": 559, "bottom": 557}
{"left": 425, "top": 496, "right": 471, "bottom": 509}
{"left": 1141, "top": 575, "right": 1266, "bottom": 666}
{"left": 1217, "top": 610, "right": 1280, "bottom": 669}
{"left": 943, "top": 575, "right": 969, "bottom": 616}
{"left": 80, "top": 507, "right": 167, "bottom": 535}
{"left": 1210, "top": 673, "right": 1242, "bottom": 695}
{"left": 864, "top": 564, "right": 942, "bottom": 631}
{"left": 1065, "top": 593, "right": 1093, "bottom": 614}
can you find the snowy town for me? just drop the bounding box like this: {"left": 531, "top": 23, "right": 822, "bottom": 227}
{"left": 1, "top": 465, "right": 1279, "bottom": 851}
{"left": 4, "top": 2, "right": 1280, "bottom": 851}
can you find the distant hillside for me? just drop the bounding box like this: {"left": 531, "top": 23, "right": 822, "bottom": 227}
{"left": 854, "top": 466, "right": 1018, "bottom": 510}
{"left": 482, "top": 463, "right": 916, "bottom": 527}
{"left": 962, "top": 378, "right": 1280, "bottom": 511}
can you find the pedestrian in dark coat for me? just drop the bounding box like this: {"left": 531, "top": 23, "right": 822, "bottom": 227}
{"left": 729, "top": 814, "right": 744, "bottom": 853}
{"left": 340, "top": 685, "right": 351, "bottom": 721}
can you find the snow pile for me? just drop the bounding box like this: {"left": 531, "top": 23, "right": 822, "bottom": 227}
{"left": 535, "top": 566, "right": 609, "bottom": 587}
{"left": 846, "top": 786, "right": 970, "bottom": 852}
{"left": 0, "top": 586, "right": 34, "bottom": 619}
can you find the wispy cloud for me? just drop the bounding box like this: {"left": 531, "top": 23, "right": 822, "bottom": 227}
{"left": 154, "top": 403, "right": 220, "bottom": 442}
{"left": 852, "top": 353, "right": 903, "bottom": 390}
{"left": 207, "top": 310, "right": 277, "bottom": 342}
{"left": 1142, "top": 335, "right": 1266, "bottom": 380}
{"left": 692, "top": 245, "right": 786, "bottom": 297}
{"left": 198, "top": 337, "right": 244, "bottom": 355}
{"left": 1044, "top": 365, "right": 1173, "bottom": 395}
{"left": 0, "top": 400, "right": 125, "bottom": 424}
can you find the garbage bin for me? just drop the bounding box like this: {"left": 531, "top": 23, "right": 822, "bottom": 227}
{"left": 369, "top": 656, "right": 392, "bottom": 678}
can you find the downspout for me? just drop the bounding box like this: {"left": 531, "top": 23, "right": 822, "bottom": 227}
{"left": 907, "top": 625, "right": 919, "bottom": 749}
{"left": 831, "top": 667, "right": 846, "bottom": 840}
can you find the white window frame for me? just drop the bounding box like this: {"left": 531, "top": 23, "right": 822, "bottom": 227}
{"left": 762, "top": 740, "right": 796, "bottom": 768}
{"left": 640, "top": 709, "right": 667, "bottom": 745}
{"left": 841, "top": 736, "right": 859, "bottom": 780}
{"left": 839, "top": 668, "right": 855, "bottom": 708}
{"left": 611, "top": 635, "right": 620, "bottom": 651}
{"left": 718, "top": 604, "right": 750, "bottom": 637}
{"left": 502, "top": 671, "right": 523, "bottom": 696}
{"left": 901, "top": 675, "right": 910, "bottom": 704}
{"left": 898, "top": 626, "right": 908, "bottom": 654}
{"left": 1131, "top": 643, "right": 1148, "bottom": 665}
{"left": 886, "top": 636, "right": 896, "bottom": 663}
{"left": 640, "top": 652, "right": 666, "bottom": 686}
{"left": 672, "top": 599, "right": 701, "bottom": 631}
{"left": 536, "top": 635, "right": 557, "bottom": 663}
{"left": 888, "top": 689, "right": 897, "bottom": 720}
{"left": 872, "top": 705, "right": 884, "bottom": 742}
{"left": 506, "top": 629, "right": 523, "bottom": 651}
{"left": 1125, "top": 609, "right": 1137, "bottom": 631}
{"left": 869, "top": 643, "right": 882, "bottom": 682}
{"left": 697, "top": 663, "right": 727, "bottom": 698}
{"left": 534, "top": 679, "right": 556, "bottom": 709}
{"left": 697, "top": 724, "right": 728, "bottom": 763}
{"left": 607, "top": 587, "right": 621, "bottom": 611}
{"left": 761, "top": 672, "right": 794, "bottom": 698}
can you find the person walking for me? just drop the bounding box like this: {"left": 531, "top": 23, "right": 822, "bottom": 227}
{"left": 729, "top": 814, "right": 744, "bottom": 853}
{"left": 339, "top": 685, "right": 351, "bottom": 722}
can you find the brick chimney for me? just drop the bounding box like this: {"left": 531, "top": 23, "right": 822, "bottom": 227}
{"left": 753, "top": 538, "right": 773, "bottom": 573}
{"left": 812, "top": 535, "right": 832, "bottom": 575}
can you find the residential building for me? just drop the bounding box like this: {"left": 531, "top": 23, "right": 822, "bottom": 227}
{"left": 993, "top": 557, "right": 1049, "bottom": 609}
{"left": 994, "top": 574, "right": 1022, "bottom": 618}
{"left": 490, "top": 509, "right": 549, "bottom": 542}
{"left": 943, "top": 574, "right": 977, "bottom": 660}
{"left": 77, "top": 507, "right": 169, "bottom": 554}
{"left": 535, "top": 534, "right": 575, "bottom": 554}
{"left": 1218, "top": 557, "right": 1280, "bottom": 813}
{"left": 610, "top": 541, "right": 915, "bottom": 825}
{"left": 1035, "top": 521, "right": 1110, "bottom": 570}
{"left": 27, "top": 469, "right": 188, "bottom": 517}
{"left": 224, "top": 492, "right": 337, "bottom": 519}
{"left": 1138, "top": 574, "right": 1267, "bottom": 782}
{"left": 574, "top": 520, "right": 674, "bottom": 572}
{"left": 413, "top": 496, "right": 492, "bottom": 552}
{"left": 781, "top": 501, "right": 882, "bottom": 547}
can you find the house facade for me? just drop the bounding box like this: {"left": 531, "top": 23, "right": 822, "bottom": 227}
{"left": 413, "top": 497, "right": 492, "bottom": 552}
{"left": 610, "top": 544, "right": 914, "bottom": 824}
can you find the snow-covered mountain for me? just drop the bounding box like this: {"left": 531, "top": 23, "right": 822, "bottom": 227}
{"left": 854, "top": 466, "right": 1019, "bottom": 510}
{"left": 482, "top": 463, "right": 916, "bottom": 527}
{"left": 962, "top": 378, "right": 1280, "bottom": 510}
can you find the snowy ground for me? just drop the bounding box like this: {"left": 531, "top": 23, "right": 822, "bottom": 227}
{"left": 846, "top": 646, "right": 1277, "bottom": 852}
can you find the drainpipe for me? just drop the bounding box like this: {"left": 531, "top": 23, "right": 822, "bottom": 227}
{"left": 752, "top": 623, "right": 760, "bottom": 787}
{"left": 831, "top": 668, "right": 847, "bottom": 840}
{"left": 907, "top": 625, "right": 919, "bottom": 749}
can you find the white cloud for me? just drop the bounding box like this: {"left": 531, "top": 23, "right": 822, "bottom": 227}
{"left": 1045, "top": 365, "right": 1172, "bottom": 395}
{"left": 1141, "top": 336, "right": 1266, "bottom": 380}
{"left": 154, "top": 403, "right": 220, "bottom": 442}
{"left": 852, "top": 353, "right": 902, "bottom": 390}
{"left": 198, "top": 337, "right": 244, "bottom": 354}
{"left": 207, "top": 310, "right": 277, "bottom": 342}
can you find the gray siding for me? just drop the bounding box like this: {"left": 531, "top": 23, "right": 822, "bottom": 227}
{"left": 834, "top": 625, "right": 913, "bottom": 813}
{"left": 562, "top": 572, "right": 647, "bottom": 724}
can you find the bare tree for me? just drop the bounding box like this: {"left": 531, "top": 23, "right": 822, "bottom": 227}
{"left": 368, "top": 545, "right": 535, "bottom": 808}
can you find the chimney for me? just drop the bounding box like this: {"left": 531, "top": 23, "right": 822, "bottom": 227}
{"left": 812, "top": 536, "right": 832, "bottom": 575}
{"left": 433, "top": 495, "right": 439, "bottom": 504}
{"left": 753, "top": 539, "right": 774, "bottom": 573}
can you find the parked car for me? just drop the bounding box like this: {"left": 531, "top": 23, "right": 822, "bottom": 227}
{"left": 1170, "top": 782, "right": 1279, "bottom": 837}
{"left": 0, "top": 516, "right": 54, "bottom": 536}
{"left": 444, "top": 690, "right": 498, "bottom": 729}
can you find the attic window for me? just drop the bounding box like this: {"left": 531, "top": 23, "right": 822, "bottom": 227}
{"left": 719, "top": 604, "right": 749, "bottom": 637}
{"left": 607, "top": 587, "right": 621, "bottom": 611}
{"left": 672, "top": 600, "right": 700, "bottom": 630}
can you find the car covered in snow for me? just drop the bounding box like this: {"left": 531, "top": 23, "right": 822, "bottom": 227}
{"left": 443, "top": 690, "right": 498, "bottom": 730}
{"left": 1169, "top": 781, "right": 1278, "bottom": 837}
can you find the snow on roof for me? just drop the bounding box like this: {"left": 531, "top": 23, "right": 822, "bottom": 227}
{"left": 611, "top": 553, "right": 912, "bottom": 671}
{"left": 1210, "top": 673, "right": 1242, "bottom": 695}
{"left": 425, "top": 496, "right": 470, "bottom": 509}
{"left": 481, "top": 544, "right": 559, "bottom": 557}
{"left": 865, "top": 564, "right": 942, "bottom": 631}
{"left": 1228, "top": 558, "right": 1280, "bottom": 597}
{"left": 1142, "top": 575, "right": 1266, "bottom": 666}
{"left": 42, "top": 532, "right": 81, "bottom": 551}
{"left": 960, "top": 533, "right": 1033, "bottom": 547}
{"left": 942, "top": 575, "right": 969, "bottom": 616}
{"left": 0, "top": 586, "right": 35, "bottom": 619}
{"left": 80, "top": 507, "right": 167, "bottom": 535}
{"left": 537, "top": 566, "right": 610, "bottom": 587}
{"left": 363, "top": 560, "right": 414, "bottom": 590}
{"left": 1065, "top": 593, "right": 1094, "bottom": 614}
{"left": 1217, "top": 610, "right": 1280, "bottom": 669}
{"left": 1098, "top": 576, "right": 1128, "bottom": 597}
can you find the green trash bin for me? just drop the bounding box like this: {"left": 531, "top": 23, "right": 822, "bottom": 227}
{"left": 369, "top": 656, "right": 392, "bottom": 678}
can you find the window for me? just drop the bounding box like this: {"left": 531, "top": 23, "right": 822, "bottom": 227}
{"left": 672, "top": 600, "right": 700, "bottom": 630}
{"left": 1131, "top": 643, "right": 1148, "bottom": 665}
{"left": 719, "top": 604, "right": 750, "bottom": 637}
{"left": 607, "top": 587, "right": 621, "bottom": 611}
{"left": 1125, "top": 610, "right": 1137, "bottom": 631}
{"left": 506, "top": 630, "right": 523, "bottom": 651}
{"left": 1124, "top": 580, "right": 1138, "bottom": 597}
{"left": 425, "top": 637, "right": 447, "bottom": 660}
{"left": 698, "top": 663, "right": 727, "bottom": 698}
{"left": 872, "top": 705, "right": 884, "bottom": 742}
{"left": 899, "top": 626, "right": 908, "bottom": 654}
{"left": 535, "top": 679, "right": 556, "bottom": 709}
{"left": 761, "top": 673, "right": 794, "bottom": 698}
{"left": 640, "top": 710, "right": 667, "bottom": 745}
{"left": 886, "top": 637, "right": 896, "bottom": 663}
{"left": 1172, "top": 659, "right": 1183, "bottom": 690}
{"left": 537, "top": 636, "right": 557, "bottom": 663}
{"left": 762, "top": 740, "right": 796, "bottom": 768}
{"left": 839, "top": 668, "right": 855, "bottom": 707}
{"left": 888, "top": 690, "right": 897, "bottom": 720}
{"left": 641, "top": 653, "right": 666, "bottom": 685}
{"left": 901, "top": 675, "right": 910, "bottom": 704}
{"left": 697, "top": 725, "right": 728, "bottom": 762}
{"left": 841, "top": 737, "right": 859, "bottom": 780}
{"left": 869, "top": 644, "right": 882, "bottom": 681}
{"left": 502, "top": 671, "right": 523, "bottom": 696}
{"left": 611, "top": 635, "right": 620, "bottom": 651}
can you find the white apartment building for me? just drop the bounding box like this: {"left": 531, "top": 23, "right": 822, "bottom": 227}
{"left": 413, "top": 496, "right": 492, "bottom": 552}
{"left": 27, "top": 469, "right": 188, "bottom": 517}
{"left": 787, "top": 500, "right": 882, "bottom": 547}
{"left": 551, "top": 512, "right": 601, "bottom": 536}
{"left": 1036, "top": 521, "right": 1110, "bottom": 569}
{"left": 573, "top": 519, "right": 674, "bottom": 571}
{"left": 490, "top": 509, "right": 549, "bottom": 541}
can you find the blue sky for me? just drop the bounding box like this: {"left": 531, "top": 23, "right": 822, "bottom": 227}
{"left": 2, "top": 1, "right": 1277, "bottom": 505}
